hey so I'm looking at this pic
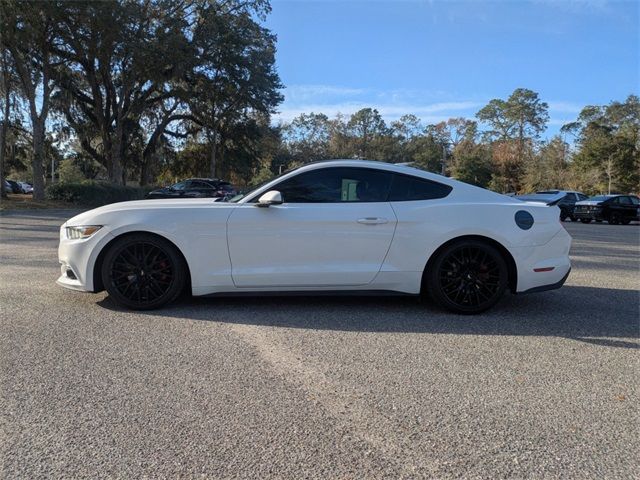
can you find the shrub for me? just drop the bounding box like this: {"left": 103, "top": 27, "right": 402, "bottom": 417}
{"left": 45, "top": 181, "right": 151, "bottom": 206}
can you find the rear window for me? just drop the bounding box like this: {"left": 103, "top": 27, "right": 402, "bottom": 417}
{"left": 388, "top": 174, "right": 452, "bottom": 201}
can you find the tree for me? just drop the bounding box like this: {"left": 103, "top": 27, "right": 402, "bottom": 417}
{"left": 52, "top": 0, "right": 196, "bottom": 185}
{"left": 188, "top": 0, "right": 283, "bottom": 179}
{"left": 282, "top": 113, "right": 331, "bottom": 163}
{"left": 566, "top": 95, "right": 639, "bottom": 193}
{"left": 1, "top": 0, "right": 61, "bottom": 200}
{"left": 450, "top": 139, "right": 492, "bottom": 187}
{"left": 522, "top": 136, "right": 569, "bottom": 192}
{"left": 476, "top": 88, "right": 548, "bottom": 191}
{"left": 346, "top": 108, "right": 388, "bottom": 159}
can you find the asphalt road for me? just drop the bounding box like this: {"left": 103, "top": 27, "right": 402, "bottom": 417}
{"left": 0, "top": 210, "right": 638, "bottom": 479}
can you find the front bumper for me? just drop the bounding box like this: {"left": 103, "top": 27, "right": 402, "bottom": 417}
{"left": 57, "top": 224, "right": 115, "bottom": 292}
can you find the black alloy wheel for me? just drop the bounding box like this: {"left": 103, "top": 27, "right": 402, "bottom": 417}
{"left": 426, "top": 241, "right": 508, "bottom": 314}
{"left": 609, "top": 212, "right": 621, "bottom": 225}
{"left": 102, "top": 234, "right": 186, "bottom": 310}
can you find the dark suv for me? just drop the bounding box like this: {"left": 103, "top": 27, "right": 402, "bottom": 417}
{"left": 574, "top": 194, "right": 640, "bottom": 225}
{"left": 146, "top": 178, "right": 236, "bottom": 199}
{"left": 515, "top": 190, "right": 588, "bottom": 222}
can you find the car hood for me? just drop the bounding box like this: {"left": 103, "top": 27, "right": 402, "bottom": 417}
{"left": 64, "top": 198, "right": 232, "bottom": 226}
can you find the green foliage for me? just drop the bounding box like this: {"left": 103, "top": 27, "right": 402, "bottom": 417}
{"left": 45, "top": 181, "right": 151, "bottom": 206}
{"left": 58, "top": 158, "right": 86, "bottom": 184}
{"left": 451, "top": 142, "right": 493, "bottom": 187}
{"left": 568, "top": 95, "right": 639, "bottom": 193}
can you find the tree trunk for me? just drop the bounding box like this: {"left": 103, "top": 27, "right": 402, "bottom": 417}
{"left": 110, "top": 129, "right": 124, "bottom": 185}
{"left": 0, "top": 65, "right": 9, "bottom": 199}
{"left": 31, "top": 119, "right": 45, "bottom": 201}
{"left": 209, "top": 128, "right": 217, "bottom": 179}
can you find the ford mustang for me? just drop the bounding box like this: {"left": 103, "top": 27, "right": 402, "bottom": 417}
{"left": 57, "top": 160, "right": 571, "bottom": 314}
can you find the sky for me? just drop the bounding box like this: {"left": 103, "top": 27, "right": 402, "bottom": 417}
{"left": 266, "top": 0, "right": 639, "bottom": 137}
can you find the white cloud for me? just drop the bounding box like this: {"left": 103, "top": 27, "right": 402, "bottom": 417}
{"left": 547, "top": 101, "right": 584, "bottom": 114}
{"left": 276, "top": 84, "right": 484, "bottom": 122}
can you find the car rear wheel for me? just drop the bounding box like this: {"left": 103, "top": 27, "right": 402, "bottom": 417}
{"left": 426, "top": 241, "right": 508, "bottom": 314}
{"left": 101, "top": 234, "right": 186, "bottom": 310}
{"left": 580, "top": 218, "right": 592, "bottom": 224}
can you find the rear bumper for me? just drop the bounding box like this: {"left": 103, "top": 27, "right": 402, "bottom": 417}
{"left": 519, "top": 267, "right": 571, "bottom": 294}
{"left": 511, "top": 228, "right": 572, "bottom": 293}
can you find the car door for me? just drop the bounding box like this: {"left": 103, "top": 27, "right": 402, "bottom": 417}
{"left": 226, "top": 167, "right": 398, "bottom": 287}
{"left": 617, "top": 196, "right": 634, "bottom": 220}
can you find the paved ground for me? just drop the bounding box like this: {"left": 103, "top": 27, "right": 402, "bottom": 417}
{"left": 0, "top": 210, "right": 638, "bottom": 479}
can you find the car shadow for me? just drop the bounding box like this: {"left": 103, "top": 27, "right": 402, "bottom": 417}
{"left": 97, "top": 285, "right": 639, "bottom": 349}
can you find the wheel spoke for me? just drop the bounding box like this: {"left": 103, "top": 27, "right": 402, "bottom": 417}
{"left": 110, "top": 241, "right": 174, "bottom": 305}
{"left": 438, "top": 245, "right": 503, "bottom": 309}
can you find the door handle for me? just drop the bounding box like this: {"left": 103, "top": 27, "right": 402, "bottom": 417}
{"left": 357, "top": 217, "right": 388, "bottom": 225}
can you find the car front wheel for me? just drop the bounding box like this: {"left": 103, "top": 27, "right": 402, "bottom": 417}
{"left": 609, "top": 213, "right": 621, "bottom": 225}
{"left": 426, "top": 241, "right": 508, "bottom": 314}
{"left": 101, "top": 234, "right": 186, "bottom": 310}
{"left": 580, "top": 218, "right": 592, "bottom": 224}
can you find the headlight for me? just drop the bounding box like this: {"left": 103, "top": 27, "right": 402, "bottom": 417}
{"left": 65, "top": 225, "right": 102, "bottom": 239}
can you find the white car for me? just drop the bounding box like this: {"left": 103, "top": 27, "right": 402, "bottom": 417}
{"left": 57, "top": 160, "right": 571, "bottom": 314}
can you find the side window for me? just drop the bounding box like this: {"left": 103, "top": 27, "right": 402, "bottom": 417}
{"left": 618, "top": 196, "right": 632, "bottom": 205}
{"left": 172, "top": 182, "right": 187, "bottom": 191}
{"left": 630, "top": 196, "right": 639, "bottom": 206}
{"left": 388, "top": 174, "right": 452, "bottom": 201}
{"left": 271, "top": 167, "right": 392, "bottom": 203}
{"left": 191, "top": 181, "right": 214, "bottom": 189}
{"left": 578, "top": 194, "right": 589, "bottom": 201}
{"left": 558, "top": 194, "right": 573, "bottom": 205}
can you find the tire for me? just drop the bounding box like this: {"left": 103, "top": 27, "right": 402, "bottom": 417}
{"left": 101, "top": 233, "right": 186, "bottom": 310}
{"left": 621, "top": 219, "right": 631, "bottom": 225}
{"left": 595, "top": 220, "right": 603, "bottom": 223}
{"left": 609, "top": 213, "right": 621, "bottom": 225}
{"left": 560, "top": 214, "right": 567, "bottom": 222}
{"left": 580, "top": 218, "right": 592, "bottom": 224}
{"left": 425, "top": 240, "right": 508, "bottom": 314}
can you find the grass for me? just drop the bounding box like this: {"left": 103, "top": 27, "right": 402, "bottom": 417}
{"left": 0, "top": 194, "right": 79, "bottom": 211}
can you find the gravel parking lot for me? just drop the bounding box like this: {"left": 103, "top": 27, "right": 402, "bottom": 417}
{"left": 1, "top": 210, "right": 638, "bottom": 479}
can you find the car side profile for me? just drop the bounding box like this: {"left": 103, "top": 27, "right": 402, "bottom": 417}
{"left": 574, "top": 194, "right": 640, "bottom": 224}
{"left": 57, "top": 160, "right": 572, "bottom": 314}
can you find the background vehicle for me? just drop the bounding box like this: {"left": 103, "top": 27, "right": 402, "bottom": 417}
{"left": 58, "top": 160, "right": 571, "bottom": 315}
{"left": 515, "top": 190, "right": 588, "bottom": 221}
{"left": 574, "top": 195, "right": 640, "bottom": 224}
{"left": 18, "top": 182, "right": 33, "bottom": 194}
{"left": 146, "top": 178, "right": 236, "bottom": 199}
{"left": 6, "top": 180, "right": 24, "bottom": 194}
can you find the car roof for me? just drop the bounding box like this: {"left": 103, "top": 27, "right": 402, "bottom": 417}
{"left": 238, "top": 159, "right": 514, "bottom": 204}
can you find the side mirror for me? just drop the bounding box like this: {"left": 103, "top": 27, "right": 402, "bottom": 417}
{"left": 257, "top": 190, "right": 283, "bottom": 207}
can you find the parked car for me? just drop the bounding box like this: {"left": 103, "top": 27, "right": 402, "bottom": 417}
{"left": 574, "top": 194, "right": 640, "bottom": 225}
{"left": 515, "top": 190, "right": 588, "bottom": 221}
{"left": 146, "top": 178, "right": 236, "bottom": 199}
{"left": 57, "top": 160, "right": 571, "bottom": 314}
{"left": 6, "top": 179, "right": 23, "bottom": 194}
{"left": 18, "top": 181, "right": 33, "bottom": 194}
